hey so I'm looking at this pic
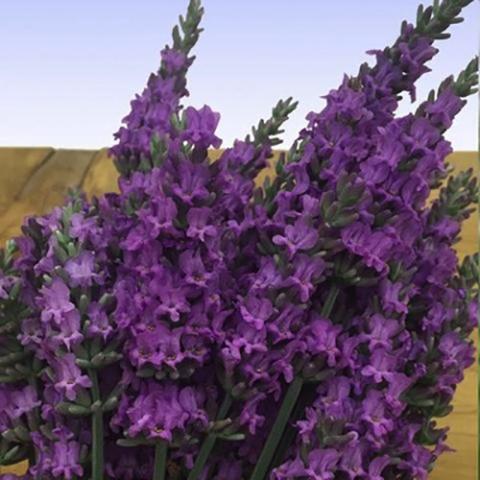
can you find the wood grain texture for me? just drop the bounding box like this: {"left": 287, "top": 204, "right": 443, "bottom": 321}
{"left": 0, "top": 149, "right": 97, "bottom": 244}
{"left": 0, "top": 147, "right": 54, "bottom": 214}
{"left": 0, "top": 148, "right": 477, "bottom": 478}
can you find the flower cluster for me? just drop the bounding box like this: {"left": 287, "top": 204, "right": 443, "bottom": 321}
{"left": 0, "top": 1, "right": 477, "bottom": 479}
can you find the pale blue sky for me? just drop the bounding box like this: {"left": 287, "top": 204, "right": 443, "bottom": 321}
{"left": 0, "top": 1, "right": 478, "bottom": 150}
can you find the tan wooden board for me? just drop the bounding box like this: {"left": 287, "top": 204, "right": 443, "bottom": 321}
{"left": 0, "top": 149, "right": 97, "bottom": 243}
{"left": 0, "top": 147, "right": 54, "bottom": 215}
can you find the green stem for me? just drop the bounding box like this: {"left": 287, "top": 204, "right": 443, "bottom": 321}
{"left": 89, "top": 369, "right": 104, "bottom": 480}
{"left": 253, "top": 284, "right": 340, "bottom": 478}
{"left": 153, "top": 442, "right": 168, "bottom": 480}
{"left": 321, "top": 284, "right": 339, "bottom": 317}
{"left": 187, "top": 393, "right": 233, "bottom": 480}
{"left": 249, "top": 376, "right": 303, "bottom": 480}
{"left": 270, "top": 383, "right": 317, "bottom": 469}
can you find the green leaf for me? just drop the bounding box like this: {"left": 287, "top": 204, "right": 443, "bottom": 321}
{"left": 2, "top": 445, "right": 21, "bottom": 463}
{"left": 56, "top": 402, "right": 91, "bottom": 417}
{"left": 75, "top": 358, "right": 92, "bottom": 369}
{"left": 102, "top": 395, "right": 119, "bottom": 413}
{"left": 217, "top": 432, "right": 245, "bottom": 441}
{"left": 117, "top": 437, "right": 153, "bottom": 448}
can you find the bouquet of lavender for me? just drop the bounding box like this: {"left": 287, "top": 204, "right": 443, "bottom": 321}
{"left": 0, "top": 0, "right": 478, "bottom": 479}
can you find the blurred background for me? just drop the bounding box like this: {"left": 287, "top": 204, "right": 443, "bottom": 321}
{"left": 0, "top": 0, "right": 478, "bottom": 150}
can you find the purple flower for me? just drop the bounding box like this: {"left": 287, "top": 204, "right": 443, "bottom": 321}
{"left": 51, "top": 438, "right": 84, "bottom": 480}
{"left": 182, "top": 105, "right": 221, "bottom": 149}
{"left": 250, "top": 258, "right": 282, "bottom": 293}
{"left": 239, "top": 393, "right": 266, "bottom": 434}
{"left": 307, "top": 316, "right": 341, "bottom": 367}
{"left": 220, "top": 140, "right": 256, "bottom": 168}
{"left": 439, "top": 332, "right": 474, "bottom": 370}
{"left": 19, "top": 317, "right": 44, "bottom": 350}
{"left": 321, "top": 376, "right": 354, "bottom": 419}
{"left": 186, "top": 207, "right": 217, "bottom": 242}
{"left": 272, "top": 456, "right": 306, "bottom": 479}
{"left": 53, "top": 353, "right": 92, "bottom": 401}
{"left": 69, "top": 213, "right": 99, "bottom": 243}
{"left": 171, "top": 161, "right": 210, "bottom": 205}
{"left": 399, "top": 445, "right": 432, "bottom": 480}
{"left": 282, "top": 255, "right": 325, "bottom": 302}
{"left": 385, "top": 373, "right": 412, "bottom": 414}
{"left": 39, "top": 278, "right": 76, "bottom": 325}
{"left": 228, "top": 322, "right": 267, "bottom": 356}
{"left": 339, "top": 443, "right": 365, "bottom": 479}
{"left": 428, "top": 217, "right": 460, "bottom": 242}
{"left": 361, "top": 390, "right": 394, "bottom": 438}
{"left": 361, "top": 348, "right": 398, "bottom": 383}
{"left": 138, "top": 197, "right": 178, "bottom": 237}
{"left": 425, "top": 88, "right": 465, "bottom": 129}
{"left": 421, "top": 302, "right": 448, "bottom": 332}
{"left": 8, "top": 386, "right": 41, "bottom": 419}
{"left": 322, "top": 78, "right": 373, "bottom": 123}
{"left": 273, "top": 220, "right": 318, "bottom": 258}
{"left": 161, "top": 47, "right": 188, "bottom": 74}
{"left": 64, "top": 251, "right": 100, "bottom": 288}
{"left": 121, "top": 223, "right": 150, "bottom": 252}
{"left": 363, "top": 314, "right": 400, "bottom": 350}
{"left": 51, "top": 309, "right": 83, "bottom": 351}
{"left": 400, "top": 173, "right": 429, "bottom": 209}
{"left": 273, "top": 449, "right": 339, "bottom": 480}
{"left": 295, "top": 406, "right": 317, "bottom": 443}
{"left": 180, "top": 250, "right": 212, "bottom": 288}
{"left": 379, "top": 279, "right": 408, "bottom": 315}
{"left": 467, "top": 300, "right": 478, "bottom": 330}
{"left": 341, "top": 222, "right": 393, "bottom": 273}
{"left": 368, "top": 455, "right": 391, "bottom": 480}
{"left": 129, "top": 325, "right": 165, "bottom": 367}
{"left": 87, "top": 302, "right": 113, "bottom": 340}
{"left": 124, "top": 383, "right": 207, "bottom": 442}
{"left": 239, "top": 295, "right": 273, "bottom": 330}
{"left": 304, "top": 449, "right": 340, "bottom": 480}
{"left": 394, "top": 29, "right": 437, "bottom": 99}
{"left": 0, "top": 272, "right": 13, "bottom": 299}
{"left": 267, "top": 304, "right": 303, "bottom": 344}
{"left": 153, "top": 284, "right": 190, "bottom": 322}
{"left": 156, "top": 327, "right": 184, "bottom": 369}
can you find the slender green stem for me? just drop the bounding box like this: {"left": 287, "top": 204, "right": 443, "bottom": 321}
{"left": 249, "top": 376, "right": 303, "bottom": 480}
{"left": 254, "top": 284, "right": 340, "bottom": 478}
{"left": 89, "top": 369, "right": 104, "bottom": 480}
{"left": 187, "top": 393, "right": 233, "bottom": 480}
{"left": 320, "top": 284, "right": 339, "bottom": 317}
{"left": 270, "top": 383, "right": 317, "bottom": 469}
{"left": 153, "top": 442, "right": 168, "bottom": 480}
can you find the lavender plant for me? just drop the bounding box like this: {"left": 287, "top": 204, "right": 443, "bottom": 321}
{"left": 0, "top": 0, "right": 477, "bottom": 479}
